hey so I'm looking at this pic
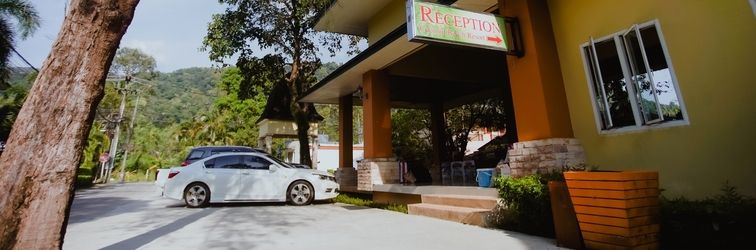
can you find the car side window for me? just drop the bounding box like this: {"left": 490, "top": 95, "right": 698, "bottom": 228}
{"left": 242, "top": 156, "right": 272, "bottom": 170}
{"left": 205, "top": 155, "right": 240, "bottom": 169}
{"left": 203, "top": 158, "right": 215, "bottom": 168}
{"left": 187, "top": 150, "right": 204, "bottom": 160}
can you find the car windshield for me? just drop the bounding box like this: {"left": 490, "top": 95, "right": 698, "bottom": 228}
{"left": 265, "top": 155, "right": 295, "bottom": 169}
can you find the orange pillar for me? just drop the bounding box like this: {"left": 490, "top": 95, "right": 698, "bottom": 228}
{"left": 362, "top": 70, "right": 393, "bottom": 158}
{"left": 338, "top": 95, "right": 353, "bottom": 168}
{"left": 499, "top": 0, "right": 573, "bottom": 141}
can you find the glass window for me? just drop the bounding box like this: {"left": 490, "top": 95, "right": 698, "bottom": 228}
{"left": 187, "top": 150, "right": 205, "bottom": 160}
{"left": 203, "top": 159, "right": 214, "bottom": 168}
{"left": 242, "top": 155, "right": 272, "bottom": 170}
{"left": 205, "top": 155, "right": 239, "bottom": 169}
{"left": 583, "top": 20, "right": 686, "bottom": 132}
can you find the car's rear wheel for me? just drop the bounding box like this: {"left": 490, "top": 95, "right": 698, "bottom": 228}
{"left": 288, "top": 181, "right": 313, "bottom": 206}
{"left": 184, "top": 183, "right": 210, "bottom": 208}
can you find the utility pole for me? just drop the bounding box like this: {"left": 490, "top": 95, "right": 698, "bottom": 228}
{"left": 104, "top": 77, "right": 129, "bottom": 183}
{"left": 118, "top": 91, "right": 140, "bottom": 182}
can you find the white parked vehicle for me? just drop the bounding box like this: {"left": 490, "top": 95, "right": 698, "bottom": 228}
{"left": 155, "top": 168, "right": 173, "bottom": 189}
{"left": 162, "top": 152, "right": 339, "bottom": 207}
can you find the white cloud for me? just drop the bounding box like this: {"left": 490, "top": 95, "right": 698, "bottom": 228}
{"left": 124, "top": 39, "right": 168, "bottom": 66}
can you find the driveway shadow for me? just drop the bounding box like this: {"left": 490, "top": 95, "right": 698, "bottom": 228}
{"left": 99, "top": 209, "right": 216, "bottom": 250}
{"left": 68, "top": 196, "right": 150, "bottom": 224}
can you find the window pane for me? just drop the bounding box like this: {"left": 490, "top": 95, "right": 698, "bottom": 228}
{"left": 585, "top": 47, "right": 611, "bottom": 128}
{"left": 213, "top": 156, "right": 239, "bottom": 169}
{"left": 592, "top": 39, "right": 636, "bottom": 128}
{"left": 243, "top": 156, "right": 271, "bottom": 170}
{"left": 204, "top": 158, "right": 215, "bottom": 168}
{"left": 187, "top": 150, "right": 204, "bottom": 160}
{"left": 639, "top": 26, "right": 683, "bottom": 121}
{"left": 623, "top": 28, "right": 660, "bottom": 123}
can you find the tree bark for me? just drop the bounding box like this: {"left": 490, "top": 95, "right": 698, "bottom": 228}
{"left": 0, "top": 0, "right": 140, "bottom": 249}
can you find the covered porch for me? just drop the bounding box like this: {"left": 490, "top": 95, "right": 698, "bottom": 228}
{"left": 301, "top": 0, "right": 585, "bottom": 205}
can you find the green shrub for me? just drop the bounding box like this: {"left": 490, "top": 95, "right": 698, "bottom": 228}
{"left": 327, "top": 169, "right": 335, "bottom": 175}
{"left": 660, "top": 182, "right": 756, "bottom": 249}
{"left": 492, "top": 174, "right": 557, "bottom": 237}
{"left": 77, "top": 167, "right": 92, "bottom": 176}
{"left": 331, "top": 193, "right": 408, "bottom": 214}
{"left": 488, "top": 165, "right": 589, "bottom": 237}
{"left": 75, "top": 175, "right": 93, "bottom": 188}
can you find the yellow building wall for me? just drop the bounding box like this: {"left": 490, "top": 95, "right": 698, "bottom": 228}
{"left": 367, "top": 0, "right": 406, "bottom": 44}
{"left": 547, "top": 0, "right": 756, "bottom": 198}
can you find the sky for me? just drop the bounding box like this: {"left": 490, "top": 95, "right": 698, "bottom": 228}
{"left": 12, "top": 0, "right": 360, "bottom": 73}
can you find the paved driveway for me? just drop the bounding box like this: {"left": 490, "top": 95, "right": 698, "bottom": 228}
{"left": 64, "top": 183, "right": 564, "bottom": 250}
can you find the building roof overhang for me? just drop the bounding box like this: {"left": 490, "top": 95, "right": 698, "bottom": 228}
{"left": 315, "top": 0, "right": 498, "bottom": 36}
{"left": 315, "top": 0, "right": 395, "bottom": 36}
{"left": 305, "top": 0, "right": 504, "bottom": 110}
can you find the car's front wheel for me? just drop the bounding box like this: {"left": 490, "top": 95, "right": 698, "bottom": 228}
{"left": 288, "top": 181, "right": 314, "bottom": 206}
{"left": 184, "top": 183, "right": 210, "bottom": 208}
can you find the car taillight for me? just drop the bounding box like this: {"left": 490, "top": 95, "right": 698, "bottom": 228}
{"left": 168, "top": 171, "right": 179, "bottom": 179}
{"left": 181, "top": 161, "right": 190, "bottom": 167}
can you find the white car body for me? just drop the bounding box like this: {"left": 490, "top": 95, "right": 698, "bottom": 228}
{"left": 155, "top": 168, "right": 172, "bottom": 188}
{"left": 162, "top": 152, "right": 339, "bottom": 206}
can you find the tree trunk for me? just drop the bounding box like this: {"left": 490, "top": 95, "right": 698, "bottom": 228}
{"left": 292, "top": 102, "right": 312, "bottom": 167}
{"left": 0, "top": 1, "right": 139, "bottom": 249}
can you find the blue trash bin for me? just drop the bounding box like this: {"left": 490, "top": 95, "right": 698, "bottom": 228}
{"left": 476, "top": 168, "right": 494, "bottom": 187}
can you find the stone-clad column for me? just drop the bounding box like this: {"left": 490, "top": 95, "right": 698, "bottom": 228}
{"left": 507, "top": 138, "right": 586, "bottom": 177}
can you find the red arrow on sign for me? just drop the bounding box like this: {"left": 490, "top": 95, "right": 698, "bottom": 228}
{"left": 487, "top": 36, "right": 503, "bottom": 44}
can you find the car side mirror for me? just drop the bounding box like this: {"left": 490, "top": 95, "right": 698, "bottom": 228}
{"left": 269, "top": 164, "right": 277, "bottom": 172}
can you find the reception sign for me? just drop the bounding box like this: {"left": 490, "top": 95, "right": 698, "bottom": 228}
{"left": 407, "top": 0, "right": 508, "bottom": 51}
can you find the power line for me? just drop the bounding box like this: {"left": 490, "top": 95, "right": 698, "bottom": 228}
{"left": 10, "top": 47, "right": 38, "bottom": 72}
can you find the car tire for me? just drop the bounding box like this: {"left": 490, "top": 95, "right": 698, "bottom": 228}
{"left": 184, "top": 183, "right": 210, "bottom": 208}
{"left": 288, "top": 181, "right": 314, "bottom": 206}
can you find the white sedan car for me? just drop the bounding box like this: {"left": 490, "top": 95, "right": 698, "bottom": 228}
{"left": 163, "top": 152, "right": 339, "bottom": 207}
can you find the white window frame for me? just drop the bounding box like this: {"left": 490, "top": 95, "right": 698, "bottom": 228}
{"left": 580, "top": 19, "right": 689, "bottom": 135}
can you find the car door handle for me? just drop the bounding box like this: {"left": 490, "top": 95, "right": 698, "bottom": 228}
{"left": 242, "top": 172, "right": 250, "bottom": 175}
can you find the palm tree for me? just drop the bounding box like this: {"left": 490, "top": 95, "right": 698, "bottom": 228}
{"left": 0, "top": 0, "right": 40, "bottom": 89}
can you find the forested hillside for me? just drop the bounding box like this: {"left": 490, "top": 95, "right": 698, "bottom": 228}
{"left": 146, "top": 67, "right": 222, "bottom": 127}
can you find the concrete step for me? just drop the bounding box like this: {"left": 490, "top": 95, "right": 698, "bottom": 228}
{"left": 408, "top": 203, "right": 491, "bottom": 226}
{"left": 421, "top": 194, "right": 499, "bottom": 210}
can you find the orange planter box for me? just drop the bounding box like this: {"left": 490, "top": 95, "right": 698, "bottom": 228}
{"left": 564, "top": 171, "right": 660, "bottom": 250}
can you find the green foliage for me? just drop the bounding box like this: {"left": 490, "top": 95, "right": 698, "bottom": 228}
{"left": 326, "top": 169, "right": 335, "bottom": 175}
{"left": 492, "top": 174, "right": 556, "bottom": 237}
{"left": 0, "top": 0, "right": 41, "bottom": 88}
{"left": 75, "top": 175, "right": 93, "bottom": 188}
{"left": 113, "top": 169, "right": 156, "bottom": 182}
{"left": 202, "top": 0, "right": 364, "bottom": 166}
{"left": 109, "top": 47, "right": 157, "bottom": 79}
{"left": 145, "top": 67, "right": 221, "bottom": 127}
{"left": 391, "top": 109, "right": 433, "bottom": 166}
{"left": 444, "top": 97, "right": 507, "bottom": 157}
{"left": 77, "top": 168, "right": 92, "bottom": 176}
{"left": 314, "top": 62, "right": 340, "bottom": 81}
{"left": 0, "top": 83, "right": 28, "bottom": 139}
{"left": 660, "top": 182, "right": 756, "bottom": 249}
{"left": 331, "top": 193, "right": 408, "bottom": 214}
{"left": 79, "top": 121, "right": 107, "bottom": 171}
{"left": 488, "top": 166, "right": 590, "bottom": 236}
